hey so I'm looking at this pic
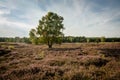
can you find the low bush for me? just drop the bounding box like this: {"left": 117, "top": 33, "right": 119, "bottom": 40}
{"left": 49, "top": 60, "right": 66, "bottom": 66}
{"left": 35, "top": 51, "right": 45, "bottom": 60}
{"left": 0, "top": 49, "right": 11, "bottom": 56}
{"left": 62, "top": 70, "right": 92, "bottom": 80}
{"left": 83, "top": 58, "right": 109, "bottom": 67}
{"left": 8, "top": 45, "right": 15, "bottom": 50}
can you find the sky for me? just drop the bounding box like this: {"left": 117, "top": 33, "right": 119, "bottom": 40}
{"left": 0, "top": 0, "right": 120, "bottom": 37}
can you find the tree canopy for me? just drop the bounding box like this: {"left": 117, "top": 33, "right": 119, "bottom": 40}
{"left": 29, "top": 12, "right": 64, "bottom": 48}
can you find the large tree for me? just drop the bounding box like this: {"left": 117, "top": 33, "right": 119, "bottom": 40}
{"left": 29, "top": 12, "right": 64, "bottom": 48}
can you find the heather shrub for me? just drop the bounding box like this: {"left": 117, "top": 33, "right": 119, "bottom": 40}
{"left": 8, "top": 45, "right": 15, "bottom": 50}
{"left": 62, "top": 70, "right": 92, "bottom": 80}
{"left": 49, "top": 60, "right": 66, "bottom": 66}
{"left": 84, "top": 58, "right": 109, "bottom": 67}
{"left": 35, "top": 51, "right": 45, "bottom": 60}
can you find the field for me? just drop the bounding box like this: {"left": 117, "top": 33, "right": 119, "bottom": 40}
{"left": 0, "top": 42, "right": 120, "bottom": 80}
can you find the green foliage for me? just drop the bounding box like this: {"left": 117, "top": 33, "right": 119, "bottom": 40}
{"left": 8, "top": 45, "right": 15, "bottom": 50}
{"left": 0, "top": 37, "right": 31, "bottom": 43}
{"left": 35, "top": 51, "right": 45, "bottom": 60}
{"left": 63, "top": 36, "right": 87, "bottom": 43}
{"left": 1, "top": 45, "right": 14, "bottom": 50}
{"left": 29, "top": 29, "right": 39, "bottom": 44}
{"left": 87, "top": 38, "right": 90, "bottom": 43}
{"left": 38, "top": 51, "right": 45, "bottom": 59}
{"left": 1, "top": 45, "right": 7, "bottom": 49}
{"left": 95, "top": 38, "right": 100, "bottom": 43}
{"left": 0, "top": 36, "right": 120, "bottom": 43}
{"left": 30, "top": 12, "right": 64, "bottom": 48}
{"left": 100, "top": 36, "right": 106, "bottom": 42}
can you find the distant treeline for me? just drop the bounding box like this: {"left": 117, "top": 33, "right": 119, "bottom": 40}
{"left": 63, "top": 36, "right": 120, "bottom": 43}
{"left": 0, "top": 37, "right": 31, "bottom": 43}
{"left": 0, "top": 36, "right": 120, "bottom": 43}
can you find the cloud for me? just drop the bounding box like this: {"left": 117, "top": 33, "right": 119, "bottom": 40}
{"left": 0, "top": 0, "right": 44, "bottom": 37}
{"left": 0, "top": 0, "right": 120, "bottom": 37}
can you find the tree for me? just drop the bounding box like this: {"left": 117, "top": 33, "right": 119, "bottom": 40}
{"left": 29, "top": 29, "right": 39, "bottom": 44}
{"left": 95, "top": 37, "right": 100, "bottom": 44}
{"left": 15, "top": 37, "right": 20, "bottom": 42}
{"left": 100, "top": 36, "right": 106, "bottom": 42}
{"left": 30, "top": 12, "right": 64, "bottom": 48}
{"left": 87, "top": 38, "right": 90, "bottom": 43}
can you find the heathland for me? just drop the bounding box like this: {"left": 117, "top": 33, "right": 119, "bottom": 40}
{"left": 0, "top": 42, "right": 120, "bottom": 80}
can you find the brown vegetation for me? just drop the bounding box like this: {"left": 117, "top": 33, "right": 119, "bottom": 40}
{"left": 0, "top": 42, "right": 120, "bottom": 80}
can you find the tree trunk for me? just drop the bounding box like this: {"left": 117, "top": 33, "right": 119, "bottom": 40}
{"left": 48, "top": 39, "right": 52, "bottom": 48}
{"left": 48, "top": 44, "right": 52, "bottom": 48}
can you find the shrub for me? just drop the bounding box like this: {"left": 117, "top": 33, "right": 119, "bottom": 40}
{"left": 0, "top": 49, "right": 11, "bottom": 56}
{"left": 8, "top": 45, "right": 15, "bottom": 50}
{"left": 84, "top": 58, "right": 109, "bottom": 67}
{"left": 49, "top": 60, "right": 65, "bottom": 66}
{"left": 63, "top": 70, "right": 92, "bottom": 80}
{"left": 1, "top": 45, "right": 7, "bottom": 49}
{"left": 35, "top": 51, "right": 45, "bottom": 60}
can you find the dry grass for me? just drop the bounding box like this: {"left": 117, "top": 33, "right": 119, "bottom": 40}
{"left": 0, "top": 42, "right": 120, "bottom": 80}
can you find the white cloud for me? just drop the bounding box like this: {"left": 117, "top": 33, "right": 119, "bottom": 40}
{"left": 0, "top": 9, "right": 33, "bottom": 37}
{"left": 0, "top": 0, "right": 120, "bottom": 37}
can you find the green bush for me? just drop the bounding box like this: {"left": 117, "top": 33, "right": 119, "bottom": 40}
{"left": 8, "top": 45, "right": 15, "bottom": 50}
{"left": 35, "top": 51, "right": 45, "bottom": 60}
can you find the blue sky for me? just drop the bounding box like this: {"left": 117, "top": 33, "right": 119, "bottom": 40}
{"left": 0, "top": 0, "right": 120, "bottom": 37}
